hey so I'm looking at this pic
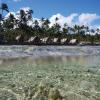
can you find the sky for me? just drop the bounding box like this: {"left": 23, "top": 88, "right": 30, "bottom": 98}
{"left": 0, "top": 0, "right": 100, "bottom": 28}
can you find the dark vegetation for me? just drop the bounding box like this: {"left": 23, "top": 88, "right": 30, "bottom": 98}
{"left": 0, "top": 3, "right": 100, "bottom": 45}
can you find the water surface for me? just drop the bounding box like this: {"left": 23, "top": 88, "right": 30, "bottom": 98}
{"left": 0, "top": 46, "right": 100, "bottom": 100}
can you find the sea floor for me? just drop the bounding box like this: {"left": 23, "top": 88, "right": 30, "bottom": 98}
{"left": 0, "top": 46, "right": 100, "bottom": 100}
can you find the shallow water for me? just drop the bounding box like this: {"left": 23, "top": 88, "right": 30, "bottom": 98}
{"left": 0, "top": 46, "right": 100, "bottom": 100}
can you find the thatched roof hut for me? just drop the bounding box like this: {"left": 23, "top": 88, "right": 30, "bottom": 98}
{"left": 15, "top": 35, "right": 21, "bottom": 41}
{"left": 61, "top": 38, "right": 68, "bottom": 44}
{"left": 40, "top": 37, "right": 49, "bottom": 44}
{"left": 47, "top": 38, "right": 54, "bottom": 44}
{"left": 69, "top": 39, "right": 78, "bottom": 45}
{"left": 53, "top": 38, "right": 58, "bottom": 43}
{"left": 52, "top": 38, "right": 61, "bottom": 44}
{"left": 28, "top": 36, "right": 40, "bottom": 44}
{"left": 28, "top": 37, "right": 36, "bottom": 43}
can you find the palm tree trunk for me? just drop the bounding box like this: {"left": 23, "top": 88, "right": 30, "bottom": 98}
{"left": 1, "top": 9, "right": 3, "bottom": 16}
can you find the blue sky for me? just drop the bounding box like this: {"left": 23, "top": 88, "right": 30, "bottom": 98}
{"left": 1, "top": 0, "right": 100, "bottom": 18}
{"left": 1, "top": 0, "right": 100, "bottom": 28}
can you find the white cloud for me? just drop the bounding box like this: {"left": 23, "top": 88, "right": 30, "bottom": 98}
{"left": 20, "top": 7, "right": 31, "bottom": 12}
{"left": 49, "top": 13, "right": 66, "bottom": 27}
{"left": 96, "top": 26, "right": 100, "bottom": 29}
{"left": 49, "top": 13, "right": 100, "bottom": 29}
{"left": 78, "top": 13, "right": 100, "bottom": 25}
{"left": 66, "top": 13, "right": 78, "bottom": 26}
{"left": 49, "top": 13, "right": 78, "bottom": 27}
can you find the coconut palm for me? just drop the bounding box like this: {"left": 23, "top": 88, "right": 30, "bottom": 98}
{"left": 42, "top": 18, "right": 50, "bottom": 33}
{"left": 0, "top": 14, "right": 2, "bottom": 20}
{"left": 55, "top": 17, "right": 59, "bottom": 22}
{"left": 41, "top": 17, "right": 45, "bottom": 29}
{"left": 3, "top": 13, "right": 15, "bottom": 29}
{"left": 19, "top": 9, "right": 27, "bottom": 25}
{"left": 18, "top": 9, "right": 33, "bottom": 26}
{"left": 63, "top": 24, "right": 68, "bottom": 37}
{"left": 0, "top": 3, "right": 9, "bottom": 28}
{"left": 34, "top": 20, "right": 39, "bottom": 27}
{"left": 0, "top": 3, "right": 9, "bottom": 15}
{"left": 27, "top": 9, "right": 33, "bottom": 20}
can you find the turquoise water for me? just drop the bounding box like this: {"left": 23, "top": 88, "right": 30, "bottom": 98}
{"left": 0, "top": 46, "right": 100, "bottom": 100}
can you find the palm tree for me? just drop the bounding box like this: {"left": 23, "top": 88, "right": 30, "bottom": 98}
{"left": 96, "top": 28, "right": 100, "bottom": 33}
{"left": 74, "top": 25, "right": 80, "bottom": 34}
{"left": 18, "top": 9, "right": 33, "bottom": 26}
{"left": 3, "top": 13, "right": 15, "bottom": 29}
{"left": 0, "top": 3, "right": 9, "bottom": 27}
{"left": 48, "top": 17, "right": 61, "bottom": 37}
{"left": 0, "top": 3, "right": 9, "bottom": 36}
{"left": 74, "top": 25, "right": 84, "bottom": 41}
{"left": 19, "top": 9, "right": 27, "bottom": 25}
{"left": 9, "top": 13, "right": 15, "bottom": 23}
{"left": 34, "top": 20, "right": 39, "bottom": 26}
{"left": 62, "top": 23, "right": 68, "bottom": 37}
{"left": 54, "top": 23, "right": 61, "bottom": 37}
{"left": 55, "top": 17, "right": 59, "bottom": 22}
{"left": 0, "top": 14, "right": 2, "bottom": 31}
{"left": 41, "top": 17, "right": 45, "bottom": 22}
{"left": 42, "top": 18, "right": 50, "bottom": 32}
{"left": 0, "top": 14, "right": 2, "bottom": 20}
{"left": 41, "top": 17, "right": 45, "bottom": 28}
{"left": 44, "top": 19, "right": 50, "bottom": 28}
{"left": 0, "top": 3, "right": 9, "bottom": 15}
{"left": 27, "top": 9, "right": 33, "bottom": 20}
{"left": 40, "top": 17, "right": 48, "bottom": 36}
{"left": 33, "top": 19, "right": 40, "bottom": 35}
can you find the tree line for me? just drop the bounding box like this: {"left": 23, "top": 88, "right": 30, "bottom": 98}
{"left": 0, "top": 3, "right": 100, "bottom": 45}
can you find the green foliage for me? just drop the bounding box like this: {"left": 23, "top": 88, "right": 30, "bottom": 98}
{"left": 0, "top": 3, "right": 100, "bottom": 45}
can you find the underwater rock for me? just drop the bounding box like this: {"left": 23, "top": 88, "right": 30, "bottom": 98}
{"left": 48, "top": 88, "right": 62, "bottom": 100}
